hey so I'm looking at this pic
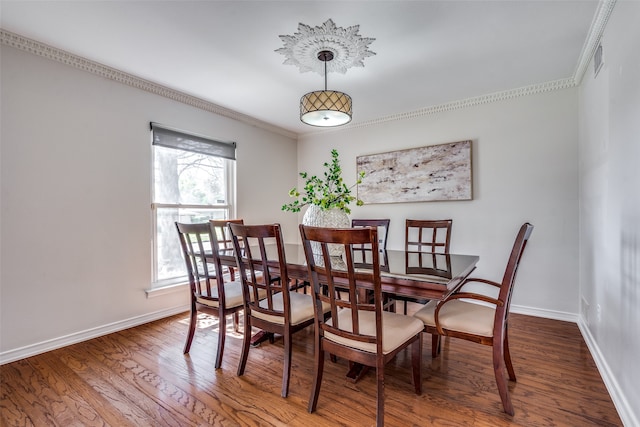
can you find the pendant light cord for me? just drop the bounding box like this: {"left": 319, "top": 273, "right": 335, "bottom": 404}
{"left": 324, "top": 59, "right": 328, "bottom": 91}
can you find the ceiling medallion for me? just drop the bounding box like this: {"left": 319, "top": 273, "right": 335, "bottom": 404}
{"left": 277, "top": 19, "right": 375, "bottom": 127}
{"left": 276, "top": 19, "right": 376, "bottom": 75}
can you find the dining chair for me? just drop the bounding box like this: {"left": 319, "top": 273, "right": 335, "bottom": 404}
{"left": 228, "top": 222, "right": 327, "bottom": 398}
{"left": 397, "top": 219, "right": 454, "bottom": 314}
{"left": 175, "top": 221, "right": 244, "bottom": 369}
{"left": 300, "top": 224, "right": 423, "bottom": 427}
{"left": 413, "top": 222, "right": 534, "bottom": 415}
{"left": 351, "top": 219, "right": 390, "bottom": 270}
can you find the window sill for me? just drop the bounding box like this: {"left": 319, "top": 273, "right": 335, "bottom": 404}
{"left": 145, "top": 282, "right": 189, "bottom": 299}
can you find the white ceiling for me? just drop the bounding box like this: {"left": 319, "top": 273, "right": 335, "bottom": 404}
{"left": 1, "top": 1, "right": 601, "bottom": 136}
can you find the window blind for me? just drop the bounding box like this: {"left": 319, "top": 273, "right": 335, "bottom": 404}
{"left": 150, "top": 122, "right": 236, "bottom": 160}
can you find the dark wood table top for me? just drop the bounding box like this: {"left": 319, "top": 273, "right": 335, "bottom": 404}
{"left": 218, "top": 243, "right": 478, "bottom": 301}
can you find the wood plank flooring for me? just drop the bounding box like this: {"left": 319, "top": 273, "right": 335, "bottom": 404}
{"left": 1, "top": 309, "right": 622, "bottom": 426}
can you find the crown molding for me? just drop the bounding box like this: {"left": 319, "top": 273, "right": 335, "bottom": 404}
{"left": 302, "top": 0, "right": 616, "bottom": 136}
{"left": 0, "top": 29, "right": 297, "bottom": 140}
{"left": 304, "top": 78, "right": 578, "bottom": 135}
{"left": 365, "top": 78, "right": 578, "bottom": 127}
{"left": 573, "top": 0, "right": 617, "bottom": 85}
{"left": 2, "top": 0, "right": 615, "bottom": 139}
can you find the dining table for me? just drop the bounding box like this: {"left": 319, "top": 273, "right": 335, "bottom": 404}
{"left": 216, "top": 242, "right": 479, "bottom": 380}
{"left": 218, "top": 243, "right": 479, "bottom": 302}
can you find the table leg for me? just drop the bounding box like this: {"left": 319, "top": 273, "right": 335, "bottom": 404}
{"left": 346, "top": 361, "right": 370, "bottom": 382}
{"left": 250, "top": 330, "right": 273, "bottom": 346}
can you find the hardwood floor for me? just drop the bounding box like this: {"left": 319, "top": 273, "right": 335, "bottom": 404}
{"left": 1, "top": 309, "right": 622, "bottom": 426}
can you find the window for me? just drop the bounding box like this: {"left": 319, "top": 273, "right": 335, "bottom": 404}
{"left": 151, "top": 123, "right": 236, "bottom": 287}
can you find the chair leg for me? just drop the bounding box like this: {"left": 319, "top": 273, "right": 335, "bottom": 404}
{"left": 493, "top": 340, "right": 514, "bottom": 416}
{"left": 215, "top": 313, "right": 227, "bottom": 369}
{"left": 237, "top": 312, "right": 252, "bottom": 376}
{"left": 281, "top": 331, "right": 293, "bottom": 397}
{"left": 431, "top": 334, "right": 441, "bottom": 358}
{"left": 183, "top": 307, "right": 197, "bottom": 354}
{"left": 308, "top": 339, "right": 325, "bottom": 413}
{"left": 504, "top": 327, "right": 516, "bottom": 381}
{"left": 412, "top": 334, "right": 422, "bottom": 395}
{"left": 233, "top": 311, "right": 240, "bottom": 333}
{"left": 376, "top": 363, "right": 385, "bottom": 427}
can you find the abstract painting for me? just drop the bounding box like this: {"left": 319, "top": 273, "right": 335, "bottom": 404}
{"left": 356, "top": 140, "right": 472, "bottom": 204}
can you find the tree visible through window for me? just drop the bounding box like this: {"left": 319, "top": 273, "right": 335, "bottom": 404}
{"left": 151, "top": 124, "right": 236, "bottom": 286}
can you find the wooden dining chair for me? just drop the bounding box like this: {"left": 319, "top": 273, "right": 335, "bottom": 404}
{"left": 397, "top": 219, "right": 454, "bottom": 314}
{"left": 229, "top": 222, "right": 327, "bottom": 398}
{"left": 300, "top": 224, "right": 423, "bottom": 427}
{"left": 175, "top": 222, "right": 244, "bottom": 369}
{"left": 413, "top": 222, "right": 534, "bottom": 415}
{"left": 351, "top": 219, "right": 390, "bottom": 270}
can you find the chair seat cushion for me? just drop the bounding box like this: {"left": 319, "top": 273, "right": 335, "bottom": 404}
{"left": 413, "top": 299, "right": 496, "bottom": 337}
{"left": 196, "top": 280, "right": 245, "bottom": 309}
{"left": 253, "top": 292, "right": 330, "bottom": 326}
{"left": 324, "top": 310, "right": 423, "bottom": 355}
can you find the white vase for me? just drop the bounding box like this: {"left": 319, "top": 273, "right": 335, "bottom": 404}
{"left": 302, "top": 205, "right": 350, "bottom": 256}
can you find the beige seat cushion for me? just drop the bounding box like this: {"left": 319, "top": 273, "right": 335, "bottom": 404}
{"left": 413, "top": 299, "right": 496, "bottom": 337}
{"left": 196, "top": 280, "right": 245, "bottom": 309}
{"left": 324, "top": 310, "right": 424, "bottom": 355}
{"left": 252, "top": 292, "right": 330, "bottom": 326}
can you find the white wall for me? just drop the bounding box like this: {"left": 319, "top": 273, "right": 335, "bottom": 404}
{"left": 578, "top": 1, "right": 640, "bottom": 425}
{"left": 0, "top": 46, "right": 298, "bottom": 360}
{"left": 298, "top": 88, "right": 579, "bottom": 318}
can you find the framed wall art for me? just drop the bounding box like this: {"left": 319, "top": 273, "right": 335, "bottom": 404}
{"left": 356, "top": 140, "right": 472, "bottom": 204}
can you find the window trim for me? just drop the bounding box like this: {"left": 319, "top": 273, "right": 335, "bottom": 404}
{"left": 150, "top": 124, "right": 236, "bottom": 288}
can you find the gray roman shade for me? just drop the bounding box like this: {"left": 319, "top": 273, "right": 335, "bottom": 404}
{"left": 151, "top": 122, "right": 236, "bottom": 160}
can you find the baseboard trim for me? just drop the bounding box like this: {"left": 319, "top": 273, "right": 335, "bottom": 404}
{"left": 577, "top": 319, "right": 638, "bottom": 427}
{"left": 0, "top": 305, "right": 189, "bottom": 365}
{"left": 510, "top": 304, "right": 578, "bottom": 322}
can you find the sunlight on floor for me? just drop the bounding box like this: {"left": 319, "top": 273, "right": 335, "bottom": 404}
{"left": 175, "top": 300, "right": 426, "bottom": 342}
{"left": 177, "top": 313, "right": 245, "bottom": 339}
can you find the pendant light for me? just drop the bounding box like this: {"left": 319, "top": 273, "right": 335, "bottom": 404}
{"left": 300, "top": 50, "right": 352, "bottom": 127}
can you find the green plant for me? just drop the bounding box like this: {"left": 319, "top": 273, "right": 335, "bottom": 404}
{"left": 282, "top": 149, "right": 365, "bottom": 214}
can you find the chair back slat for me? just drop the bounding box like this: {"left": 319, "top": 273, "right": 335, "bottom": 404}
{"left": 405, "top": 219, "right": 453, "bottom": 253}
{"left": 210, "top": 219, "right": 244, "bottom": 253}
{"left": 210, "top": 219, "right": 244, "bottom": 280}
{"left": 300, "top": 225, "right": 381, "bottom": 346}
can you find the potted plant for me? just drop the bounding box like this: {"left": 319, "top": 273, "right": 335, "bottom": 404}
{"left": 282, "top": 149, "right": 364, "bottom": 250}
{"left": 282, "top": 149, "right": 364, "bottom": 214}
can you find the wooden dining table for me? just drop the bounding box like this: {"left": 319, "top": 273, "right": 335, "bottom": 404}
{"left": 218, "top": 243, "right": 479, "bottom": 301}
{"left": 217, "top": 243, "right": 479, "bottom": 380}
